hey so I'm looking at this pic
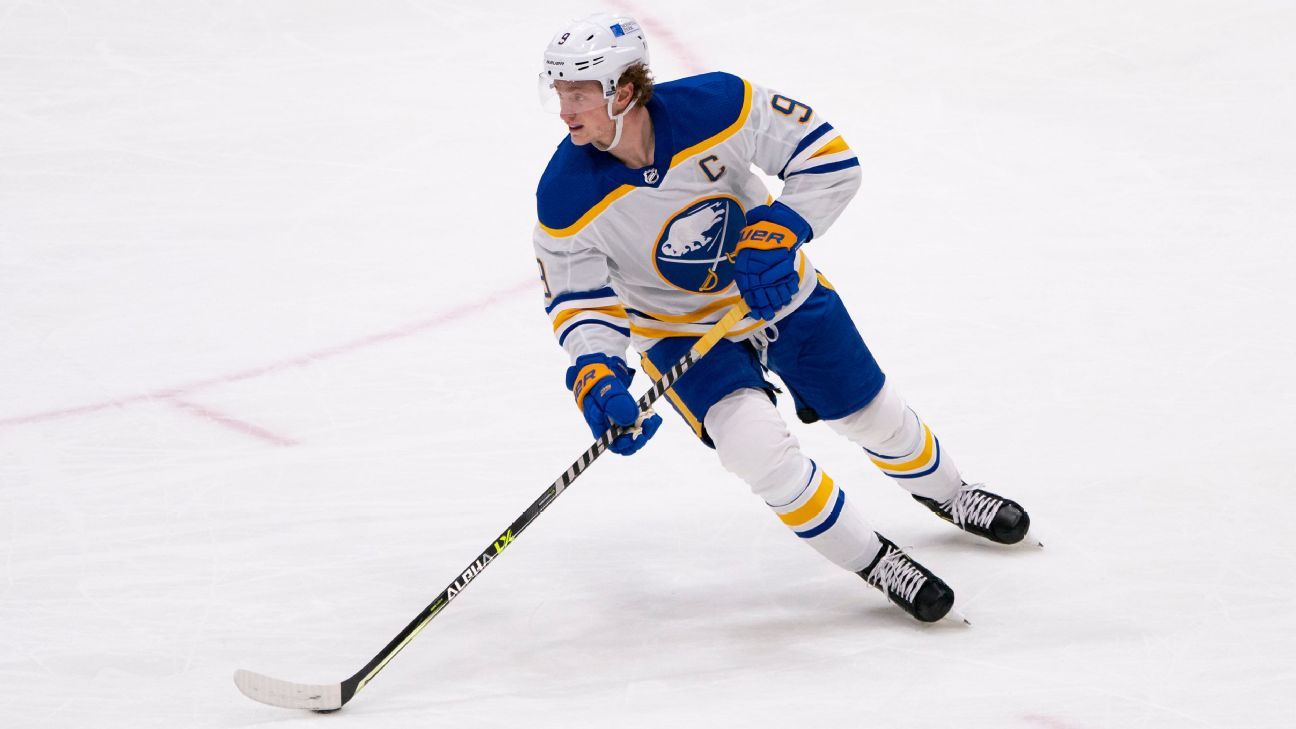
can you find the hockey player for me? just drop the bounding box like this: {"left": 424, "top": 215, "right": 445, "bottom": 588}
{"left": 533, "top": 13, "right": 1032, "bottom": 623}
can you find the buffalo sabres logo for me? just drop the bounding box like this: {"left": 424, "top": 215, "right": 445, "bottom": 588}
{"left": 652, "top": 196, "right": 746, "bottom": 293}
{"left": 643, "top": 167, "right": 659, "bottom": 184}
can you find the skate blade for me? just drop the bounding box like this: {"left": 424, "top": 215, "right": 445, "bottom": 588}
{"left": 946, "top": 606, "right": 971, "bottom": 626}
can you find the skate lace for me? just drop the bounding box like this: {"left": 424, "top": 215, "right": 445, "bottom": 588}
{"left": 945, "top": 484, "right": 1002, "bottom": 530}
{"left": 868, "top": 547, "right": 926, "bottom": 604}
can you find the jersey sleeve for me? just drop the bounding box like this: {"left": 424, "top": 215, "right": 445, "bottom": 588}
{"left": 533, "top": 225, "right": 631, "bottom": 364}
{"left": 746, "top": 81, "right": 862, "bottom": 243}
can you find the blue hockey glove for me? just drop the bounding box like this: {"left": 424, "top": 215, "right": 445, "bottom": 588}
{"left": 733, "top": 204, "right": 809, "bottom": 322}
{"left": 565, "top": 353, "right": 662, "bottom": 456}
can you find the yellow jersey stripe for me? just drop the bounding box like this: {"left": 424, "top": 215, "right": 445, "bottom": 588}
{"left": 538, "top": 184, "right": 636, "bottom": 238}
{"left": 669, "top": 79, "right": 753, "bottom": 168}
{"left": 630, "top": 323, "right": 708, "bottom": 339}
{"left": 551, "top": 304, "right": 628, "bottom": 332}
{"left": 870, "top": 424, "right": 935, "bottom": 472}
{"left": 630, "top": 318, "right": 765, "bottom": 340}
{"left": 627, "top": 256, "right": 807, "bottom": 340}
{"left": 632, "top": 255, "right": 806, "bottom": 330}
{"left": 778, "top": 473, "right": 836, "bottom": 527}
{"left": 639, "top": 353, "right": 704, "bottom": 439}
{"left": 808, "top": 135, "right": 850, "bottom": 159}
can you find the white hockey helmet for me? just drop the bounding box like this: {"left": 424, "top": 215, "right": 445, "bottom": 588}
{"left": 538, "top": 13, "right": 649, "bottom": 116}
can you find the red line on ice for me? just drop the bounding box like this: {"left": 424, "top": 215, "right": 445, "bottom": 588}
{"left": 166, "top": 398, "right": 299, "bottom": 447}
{"left": 0, "top": 277, "right": 535, "bottom": 429}
{"left": 4, "top": 11, "right": 688, "bottom": 435}
{"left": 616, "top": 2, "right": 707, "bottom": 74}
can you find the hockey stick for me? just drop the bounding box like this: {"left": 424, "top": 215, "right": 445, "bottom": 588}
{"left": 234, "top": 302, "right": 753, "bottom": 711}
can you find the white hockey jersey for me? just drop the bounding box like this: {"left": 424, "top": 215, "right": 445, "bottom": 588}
{"left": 533, "top": 72, "right": 861, "bottom": 363}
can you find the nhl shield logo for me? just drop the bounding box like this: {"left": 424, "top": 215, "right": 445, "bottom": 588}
{"left": 652, "top": 196, "right": 746, "bottom": 293}
{"left": 643, "top": 167, "right": 659, "bottom": 184}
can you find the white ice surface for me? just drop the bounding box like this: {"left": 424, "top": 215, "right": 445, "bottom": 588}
{"left": 2, "top": 1, "right": 1295, "bottom": 727}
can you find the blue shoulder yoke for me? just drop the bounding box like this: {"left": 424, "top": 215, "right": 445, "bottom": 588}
{"left": 535, "top": 72, "right": 749, "bottom": 234}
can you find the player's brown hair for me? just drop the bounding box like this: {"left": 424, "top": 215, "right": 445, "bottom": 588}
{"left": 618, "top": 64, "right": 654, "bottom": 106}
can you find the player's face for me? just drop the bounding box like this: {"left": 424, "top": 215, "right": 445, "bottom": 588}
{"left": 549, "top": 80, "right": 613, "bottom": 147}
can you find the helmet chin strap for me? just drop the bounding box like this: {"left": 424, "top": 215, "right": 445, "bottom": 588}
{"left": 593, "top": 97, "right": 637, "bottom": 152}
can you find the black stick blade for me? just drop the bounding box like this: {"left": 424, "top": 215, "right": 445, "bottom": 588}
{"left": 234, "top": 669, "right": 343, "bottom": 711}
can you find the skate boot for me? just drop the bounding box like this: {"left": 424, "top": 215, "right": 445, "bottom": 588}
{"left": 914, "top": 482, "right": 1030, "bottom": 545}
{"left": 858, "top": 534, "right": 955, "bottom": 623}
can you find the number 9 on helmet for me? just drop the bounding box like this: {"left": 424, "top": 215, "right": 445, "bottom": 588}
{"left": 537, "top": 13, "right": 650, "bottom": 116}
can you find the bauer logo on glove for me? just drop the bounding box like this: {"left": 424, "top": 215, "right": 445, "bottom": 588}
{"left": 565, "top": 353, "right": 662, "bottom": 456}
{"left": 735, "top": 221, "right": 796, "bottom": 249}
{"left": 733, "top": 203, "right": 814, "bottom": 322}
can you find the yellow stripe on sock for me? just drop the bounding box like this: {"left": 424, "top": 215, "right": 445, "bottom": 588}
{"left": 870, "top": 424, "right": 935, "bottom": 473}
{"left": 778, "top": 473, "right": 836, "bottom": 527}
{"left": 551, "top": 304, "right": 627, "bottom": 332}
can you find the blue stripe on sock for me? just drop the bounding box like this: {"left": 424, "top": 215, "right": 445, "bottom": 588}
{"left": 885, "top": 437, "right": 942, "bottom": 480}
{"left": 795, "top": 488, "right": 846, "bottom": 538}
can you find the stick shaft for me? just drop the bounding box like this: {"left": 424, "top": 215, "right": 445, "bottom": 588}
{"left": 339, "top": 304, "right": 752, "bottom": 704}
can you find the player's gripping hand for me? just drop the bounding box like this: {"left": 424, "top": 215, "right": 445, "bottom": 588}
{"left": 733, "top": 205, "right": 803, "bottom": 322}
{"left": 565, "top": 353, "right": 662, "bottom": 456}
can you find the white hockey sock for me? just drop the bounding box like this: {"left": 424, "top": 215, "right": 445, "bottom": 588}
{"left": 826, "top": 381, "right": 963, "bottom": 502}
{"left": 706, "top": 388, "right": 882, "bottom": 573}
{"left": 766, "top": 460, "right": 882, "bottom": 572}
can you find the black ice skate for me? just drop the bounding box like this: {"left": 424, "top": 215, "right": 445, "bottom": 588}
{"left": 914, "top": 482, "right": 1031, "bottom": 545}
{"left": 858, "top": 535, "right": 956, "bottom": 623}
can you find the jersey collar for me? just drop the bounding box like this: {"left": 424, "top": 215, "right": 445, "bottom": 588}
{"left": 605, "top": 95, "right": 674, "bottom": 189}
